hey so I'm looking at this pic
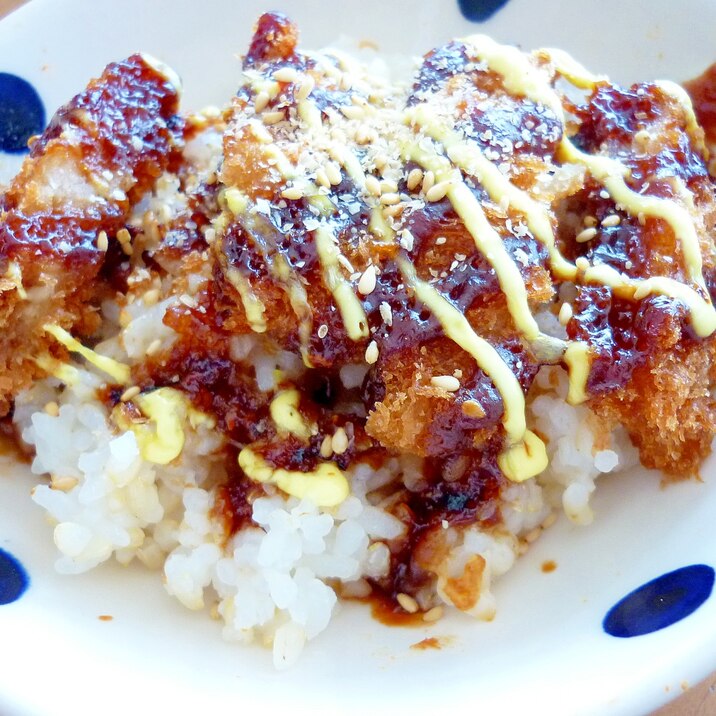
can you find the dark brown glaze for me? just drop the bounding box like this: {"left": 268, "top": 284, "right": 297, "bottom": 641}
{"left": 685, "top": 63, "right": 716, "bottom": 146}
{"left": 0, "top": 55, "right": 183, "bottom": 415}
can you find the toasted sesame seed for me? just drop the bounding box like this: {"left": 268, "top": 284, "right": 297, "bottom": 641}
{"left": 435, "top": 236, "right": 447, "bottom": 245}
{"left": 44, "top": 401, "right": 60, "bottom": 417}
{"left": 524, "top": 527, "right": 542, "bottom": 544}
{"left": 425, "top": 181, "right": 451, "bottom": 203}
{"left": 373, "top": 154, "right": 388, "bottom": 171}
{"left": 558, "top": 302, "right": 573, "bottom": 326}
{"left": 340, "top": 105, "right": 365, "bottom": 120}
{"left": 319, "top": 435, "right": 333, "bottom": 459}
{"left": 281, "top": 185, "right": 305, "bottom": 201}
{"left": 296, "top": 74, "right": 315, "bottom": 101}
{"left": 143, "top": 288, "right": 160, "bottom": 307}
{"left": 383, "top": 204, "right": 403, "bottom": 218}
{"left": 365, "top": 340, "right": 379, "bottom": 364}
{"left": 253, "top": 92, "right": 270, "bottom": 113}
{"left": 379, "top": 301, "right": 393, "bottom": 326}
{"left": 97, "top": 231, "right": 109, "bottom": 252}
{"left": 116, "top": 228, "right": 133, "bottom": 256}
{"left": 358, "top": 265, "right": 377, "bottom": 295}
{"left": 396, "top": 593, "right": 419, "bottom": 614}
{"left": 365, "top": 175, "right": 381, "bottom": 197}
{"left": 423, "top": 606, "right": 444, "bottom": 623}
{"left": 179, "top": 293, "right": 198, "bottom": 308}
{"left": 380, "top": 179, "right": 398, "bottom": 193}
{"left": 637, "top": 212, "right": 646, "bottom": 225}
{"left": 541, "top": 512, "right": 558, "bottom": 530}
{"left": 51, "top": 475, "right": 78, "bottom": 492}
{"left": 325, "top": 161, "right": 342, "bottom": 186}
{"left": 118, "top": 308, "right": 132, "bottom": 328}
{"left": 146, "top": 338, "right": 162, "bottom": 356}
{"left": 120, "top": 386, "right": 141, "bottom": 402}
{"left": 315, "top": 167, "right": 331, "bottom": 189}
{"left": 331, "top": 427, "right": 349, "bottom": 455}
{"left": 406, "top": 167, "right": 424, "bottom": 191}
{"left": 262, "top": 110, "right": 285, "bottom": 125}
{"left": 583, "top": 215, "right": 597, "bottom": 227}
{"left": 575, "top": 227, "right": 597, "bottom": 243}
{"left": 431, "top": 375, "right": 461, "bottom": 392}
{"left": 575, "top": 256, "right": 590, "bottom": 271}
{"left": 273, "top": 67, "right": 298, "bottom": 83}
{"left": 317, "top": 324, "right": 328, "bottom": 339}
{"left": 379, "top": 192, "right": 400, "bottom": 205}
{"left": 601, "top": 214, "right": 621, "bottom": 228}
{"left": 421, "top": 170, "right": 435, "bottom": 194}
{"left": 462, "top": 399, "right": 485, "bottom": 418}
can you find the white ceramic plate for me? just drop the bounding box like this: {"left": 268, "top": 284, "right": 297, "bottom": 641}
{"left": 2, "top": 1, "right": 716, "bottom": 714}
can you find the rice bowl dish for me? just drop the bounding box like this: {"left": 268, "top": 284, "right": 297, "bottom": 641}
{"left": 3, "top": 9, "right": 716, "bottom": 674}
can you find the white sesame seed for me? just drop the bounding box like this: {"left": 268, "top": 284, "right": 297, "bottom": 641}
{"left": 431, "top": 375, "right": 461, "bottom": 392}
{"left": 425, "top": 181, "right": 450, "bottom": 203}
{"left": 317, "top": 324, "right": 328, "bottom": 339}
{"left": 575, "top": 257, "right": 590, "bottom": 271}
{"left": 253, "top": 92, "right": 270, "bottom": 113}
{"left": 262, "top": 110, "right": 285, "bottom": 125}
{"left": 365, "top": 340, "right": 379, "bottom": 364}
{"left": 583, "top": 215, "right": 597, "bottom": 227}
{"left": 97, "top": 231, "right": 109, "bottom": 252}
{"left": 358, "top": 265, "right": 377, "bottom": 295}
{"left": 575, "top": 227, "right": 598, "bottom": 243}
{"left": 441, "top": 519, "right": 449, "bottom": 529}
{"left": 380, "top": 179, "right": 398, "bottom": 193}
{"left": 406, "top": 167, "right": 424, "bottom": 191}
{"left": 325, "top": 161, "right": 342, "bottom": 186}
{"left": 601, "top": 214, "right": 621, "bottom": 227}
{"left": 421, "top": 170, "right": 435, "bottom": 194}
{"left": 319, "top": 435, "right": 333, "bottom": 459}
{"left": 273, "top": 67, "right": 298, "bottom": 83}
{"left": 44, "top": 401, "right": 59, "bottom": 417}
{"left": 435, "top": 236, "right": 447, "bottom": 246}
{"left": 315, "top": 167, "right": 331, "bottom": 189}
{"left": 281, "top": 185, "right": 305, "bottom": 200}
{"left": 131, "top": 136, "right": 143, "bottom": 152}
{"left": 51, "top": 475, "right": 79, "bottom": 492}
{"left": 143, "top": 288, "right": 160, "bottom": 307}
{"left": 339, "top": 73, "right": 353, "bottom": 91}
{"left": 365, "top": 175, "right": 381, "bottom": 197}
{"left": 179, "top": 293, "right": 198, "bottom": 308}
{"left": 146, "top": 338, "right": 162, "bottom": 356}
{"left": 331, "top": 427, "right": 349, "bottom": 455}
{"left": 379, "top": 301, "right": 393, "bottom": 326}
{"left": 558, "top": 302, "right": 573, "bottom": 326}
{"left": 396, "top": 593, "right": 419, "bottom": 614}
{"left": 340, "top": 105, "right": 365, "bottom": 120}
{"left": 296, "top": 74, "right": 315, "bottom": 101}
{"left": 423, "top": 606, "right": 443, "bottom": 623}
{"left": 524, "top": 527, "right": 541, "bottom": 544}
{"left": 379, "top": 192, "right": 400, "bottom": 205}
{"left": 120, "top": 386, "right": 141, "bottom": 402}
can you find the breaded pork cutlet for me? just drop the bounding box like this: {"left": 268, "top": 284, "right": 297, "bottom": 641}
{"left": 559, "top": 78, "right": 716, "bottom": 476}
{"left": 0, "top": 54, "right": 183, "bottom": 414}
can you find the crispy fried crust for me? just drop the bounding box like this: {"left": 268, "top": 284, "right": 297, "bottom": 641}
{"left": 0, "top": 54, "right": 183, "bottom": 414}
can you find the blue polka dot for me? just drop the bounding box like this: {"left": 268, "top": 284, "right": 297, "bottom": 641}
{"left": 0, "top": 73, "right": 45, "bottom": 154}
{"left": 457, "top": 0, "right": 511, "bottom": 22}
{"left": 0, "top": 548, "right": 29, "bottom": 604}
{"left": 603, "top": 564, "right": 715, "bottom": 638}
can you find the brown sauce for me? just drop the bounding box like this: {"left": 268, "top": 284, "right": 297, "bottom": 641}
{"left": 685, "top": 63, "right": 716, "bottom": 145}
